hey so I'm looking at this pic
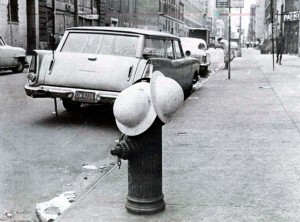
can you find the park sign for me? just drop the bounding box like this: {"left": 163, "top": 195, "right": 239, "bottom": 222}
{"left": 283, "top": 11, "right": 300, "bottom": 22}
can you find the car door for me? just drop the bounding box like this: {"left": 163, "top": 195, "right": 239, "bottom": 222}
{"left": 0, "top": 37, "right": 9, "bottom": 67}
{"left": 147, "top": 39, "right": 183, "bottom": 84}
{"left": 173, "top": 40, "right": 193, "bottom": 92}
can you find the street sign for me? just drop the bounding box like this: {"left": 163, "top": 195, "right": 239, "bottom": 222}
{"left": 283, "top": 11, "right": 300, "bottom": 22}
{"left": 230, "top": 0, "right": 244, "bottom": 8}
{"left": 216, "top": 0, "right": 228, "bottom": 8}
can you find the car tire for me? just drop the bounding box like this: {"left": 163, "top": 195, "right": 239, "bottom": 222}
{"left": 62, "top": 99, "right": 81, "bottom": 112}
{"left": 192, "top": 72, "right": 199, "bottom": 84}
{"left": 184, "top": 84, "right": 193, "bottom": 100}
{"left": 12, "top": 60, "right": 25, "bottom": 73}
{"left": 199, "top": 67, "right": 207, "bottom": 78}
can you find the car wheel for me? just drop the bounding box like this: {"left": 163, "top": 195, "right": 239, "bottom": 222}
{"left": 199, "top": 67, "right": 207, "bottom": 78}
{"left": 12, "top": 60, "right": 25, "bottom": 73}
{"left": 62, "top": 99, "right": 81, "bottom": 112}
{"left": 184, "top": 84, "right": 193, "bottom": 100}
{"left": 192, "top": 72, "right": 199, "bottom": 84}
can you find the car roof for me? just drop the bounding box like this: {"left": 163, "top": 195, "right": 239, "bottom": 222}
{"left": 180, "top": 37, "right": 206, "bottom": 44}
{"left": 66, "top": 27, "right": 178, "bottom": 39}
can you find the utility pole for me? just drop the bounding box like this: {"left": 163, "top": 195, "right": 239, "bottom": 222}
{"left": 8, "top": 0, "right": 13, "bottom": 45}
{"left": 74, "top": 0, "right": 79, "bottom": 26}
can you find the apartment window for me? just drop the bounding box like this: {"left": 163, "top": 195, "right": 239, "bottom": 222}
{"left": 8, "top": 0, "right": 19, "bottom": 22}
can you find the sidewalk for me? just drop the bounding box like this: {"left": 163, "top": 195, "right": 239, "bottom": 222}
{"left": 57, "top": 49, "right": 300, "bottom": 222}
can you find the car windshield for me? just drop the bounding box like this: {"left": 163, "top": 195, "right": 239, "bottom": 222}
{"left": 61, "top": 33, "right": 139, "bottom": 57}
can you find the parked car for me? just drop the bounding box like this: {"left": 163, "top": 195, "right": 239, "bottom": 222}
{"left": 25, "top": 27, "right": 200, "bottom": 111}
{"left": 230, "top": 42, "right": 238, "bottom": 50}
{"left": 0, "top": 35, "right": 28, "bottom": 73}
{"left": 180, "top": 37, "right": 211, "bottom": 77}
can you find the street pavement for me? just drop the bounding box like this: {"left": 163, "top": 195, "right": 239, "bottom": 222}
{"left": 57, "top": 48, "right": 300, "bottom": 222}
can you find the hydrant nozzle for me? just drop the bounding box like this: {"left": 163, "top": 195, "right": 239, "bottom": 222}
{"left": 111, "top": 137, "right": 138, "bottom": 160}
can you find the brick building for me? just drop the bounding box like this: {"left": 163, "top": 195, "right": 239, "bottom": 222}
{"left": 0, "top": 0, "right": 27, "bottom": 49}
{"left": 13, "top": 0, "right": 216, "bottom": 54}
{"left": 27, "top": 0, "right": 102, "bottom": 53}
{"left": 133, "top": 0, "right": 185, "bottom": 36}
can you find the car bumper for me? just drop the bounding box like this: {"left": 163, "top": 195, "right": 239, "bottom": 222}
{"left": 24, "top": 60, "right": 29, "bottom": 68}
{"left": 24, "top": 85, "right": 119, "bottom": 103}
{"left": 200, "top": 62, "right": 211, "bottom": 68}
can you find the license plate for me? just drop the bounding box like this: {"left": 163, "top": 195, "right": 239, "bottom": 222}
{"left": 75, "top": 91, "right": 95, "bottom": 103}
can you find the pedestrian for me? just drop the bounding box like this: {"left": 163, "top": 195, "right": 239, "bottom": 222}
{"left": 217, "top": 37, "right": 235, "bottom": 70}
{"left": 276, "top": 31, "right": 285, "bottom": 65}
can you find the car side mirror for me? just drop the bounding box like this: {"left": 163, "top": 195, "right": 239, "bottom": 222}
{"left": 185, "top": 50, "right": 191, "bottom": 56}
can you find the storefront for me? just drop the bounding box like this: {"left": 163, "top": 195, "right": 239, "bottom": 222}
{"left": 283, "top": 10, "right": 300, "bottom": 55}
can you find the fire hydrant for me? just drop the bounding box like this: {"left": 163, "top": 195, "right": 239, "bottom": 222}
{"left": 111, "top": 72, "right": 184, "bottom": 215}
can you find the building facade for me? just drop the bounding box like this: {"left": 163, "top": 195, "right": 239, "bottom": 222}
{"left": 27, "top": 0, "right": 101, "bottom": 53}
{"left": 0, "top": 0, "right": 27, "bottom": 49}
{"left": 260, "top": 0, "right": 300, "bottom": 55}
{"left": 6, "top": 0, "right": 219, "bottom": 53}
{"left": 283, "top": 0, "right": 300, "bottom": 54}
{"left": 133, "top": 0, "right": 185, "bottom": 36}
{"left": 255, "top": 0, "right": 265, "bottom": 44}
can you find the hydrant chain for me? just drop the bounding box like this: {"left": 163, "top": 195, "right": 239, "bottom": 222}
{"left": 117, "top": 158, "right": 122, "bottom": 169}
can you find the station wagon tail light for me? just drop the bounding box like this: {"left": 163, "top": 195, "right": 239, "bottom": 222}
{"left": 27, "top": 52, "right": 38, "bottom": 85}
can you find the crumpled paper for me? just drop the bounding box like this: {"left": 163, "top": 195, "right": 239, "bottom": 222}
{"left": 36, "top": 191, "right": 76, "bottom": 222}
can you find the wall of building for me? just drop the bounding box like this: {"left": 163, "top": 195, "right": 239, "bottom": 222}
{"left": 0, "top": 0, "right": 27, "bottom": 49}
{"left": 284, "top": 0, "right": 300, "bottom": 54}
{"left": 255, "top": 0, "right": 265, "bottom": 43}
{"left": 135, "top": 0, "right": 159, "bottom": 30}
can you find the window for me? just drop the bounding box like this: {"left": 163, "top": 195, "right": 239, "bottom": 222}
{"left": 8, "top": 0, "right": 18, "bottom": 22}
{"left": 174, "top": 41, "right": 183, "bottom": 59}
{"left": 166, "top": 40, "right": 174, "bottom": 60}
{"left": 143, "top": 38, "right": 165, "bottom": 58}
{"left": 61, "top": 33, "right": 138, "bottom": 57}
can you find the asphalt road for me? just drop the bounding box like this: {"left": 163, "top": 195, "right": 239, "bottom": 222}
{"left": 0, "top": 50, "right": 224, "bottom": 221}
{"left": 0, "top": 71, "right": 121, "bottom": 221}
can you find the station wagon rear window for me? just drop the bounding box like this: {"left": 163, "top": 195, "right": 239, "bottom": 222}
{"left": 61, "top": 33, "right": 139, "bottom": 57}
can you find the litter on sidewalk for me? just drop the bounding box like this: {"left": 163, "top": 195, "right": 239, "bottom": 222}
{"left": 36, "top": 191, "right": 76, "bottom": 222}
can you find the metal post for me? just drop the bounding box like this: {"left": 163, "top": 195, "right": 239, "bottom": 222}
{"left": 237, "top": 7, "right": 242, "bottom": 57}
{"left": 74, "top": 0, "right": 79, "bottom": 26}
{"left": 8, "top": 0, "right": 13, "bottom": 45}
{"left": 271, "top": 0, "right": 275, "bottom": 71}
{"left": 228, "top": 1, "right": 231, "bottom": 79}
{"left": 52, "top": 0, "right": 56, "bottom": 60}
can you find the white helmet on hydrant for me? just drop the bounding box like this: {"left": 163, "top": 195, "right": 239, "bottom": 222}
{"left": 113, "top": 82, "right": 157, "bottom": 136}
{"left": 150, "top": 71, "right": 184, "bottom": 124}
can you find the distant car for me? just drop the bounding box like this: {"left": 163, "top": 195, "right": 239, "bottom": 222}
{"left": 230, "top": 42, "right": 238, "bottom": 50}
{"left": 25, "top": 27, "right": 200, "bottom": 112}
{"left": 180, "top": 37, "right": 211, "bottom": 77}
{"left": 0, "top": 36, "right": 28, "bottom": 73}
